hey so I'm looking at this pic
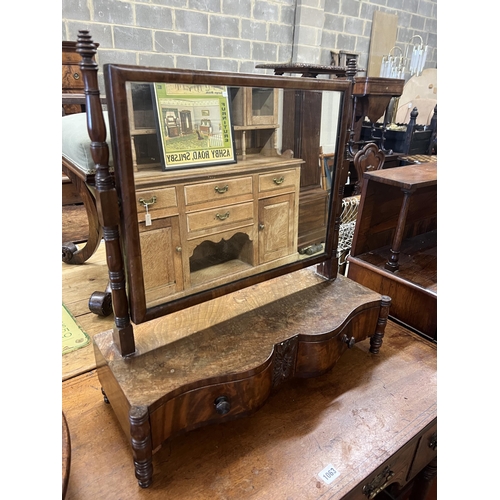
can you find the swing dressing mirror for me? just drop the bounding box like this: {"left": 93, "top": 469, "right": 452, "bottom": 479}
{"left": 103, "top": 64, "right": 352, "bottom": 324}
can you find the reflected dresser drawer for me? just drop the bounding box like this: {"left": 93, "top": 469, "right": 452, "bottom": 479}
{"left": 258, "top": 169, "right": 299, "bottom": 196}
{"left": 186, "top": 201, "right": 254, "bottom": 236}
{"left": 135, "top": 187, "right": 178, "bottom": 222}
{"left": 184, "top": 176, "right": 253, "bottom": 207}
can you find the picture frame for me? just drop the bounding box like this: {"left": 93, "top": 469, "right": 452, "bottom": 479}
{"left": 153, "top": 83, "right": 237, "bottom": 170}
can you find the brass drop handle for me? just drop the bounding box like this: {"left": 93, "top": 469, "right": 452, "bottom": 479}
{"left": 214, "top": 185, "right": 229, "bottom": 194}
{"left": 259, "top": 223, "right": 265, "bottom": 230}
{"left": 341, "top": 334, "right": 356, "bottom": 348}
{"left": 273, "top": 176, "right": 285, "bottom": 185}
{"left": 362, "top": 466, "right": 395, "bottom": 499}
{"left": 73, "top": 72, "right": 80, "bottom": 80}
{"left": 214, "top": 396, "right": 231, "bottom": 415}
{"left": 215, "top": 211, "right": 230, "bottom": 221}
{"left": 138, "top": 196, "right": 157, "bottom": 208}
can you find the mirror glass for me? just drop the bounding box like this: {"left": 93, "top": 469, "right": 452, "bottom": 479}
{"left": 104, "top": 68, "right": 348, "bottom": 323}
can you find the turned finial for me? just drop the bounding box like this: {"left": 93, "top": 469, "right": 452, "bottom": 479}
{"left": 346, "top": 58, "right": 357, "bottom": 80}
{"left": 76, "top": 30, "right": 97, "bottom": 66}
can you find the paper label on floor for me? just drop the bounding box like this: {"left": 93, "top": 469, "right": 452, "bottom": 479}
{"left": 318, "top": 464, "right": 340, "bottom": 484}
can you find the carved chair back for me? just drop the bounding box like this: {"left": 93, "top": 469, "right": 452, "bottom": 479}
{"left": 352, "top": 143, "right": 385, "bottom": 195}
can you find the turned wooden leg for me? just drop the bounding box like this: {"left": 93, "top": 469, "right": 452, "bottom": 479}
{"left": 409, "top": 456, "right": 437, "bottom": 500}
{"left": 129, "top": 406, "right": 153, "bottom": 488}
{"left": 385, "top": 189, "right": 413, "bottom": 272}
{"left": 370, "top": 295, "right": 391, "bottom": 354}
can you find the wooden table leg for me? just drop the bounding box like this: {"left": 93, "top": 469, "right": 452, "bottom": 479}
{"left": 62, "top": 166, "right": 102, "bottom": 265}
{"left": 385, "top": 189, "right": 414, "bottom": 272}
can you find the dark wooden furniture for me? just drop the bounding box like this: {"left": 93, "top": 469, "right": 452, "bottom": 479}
{"left": 399, "top": 154, "right": 437, "bottom": 166}
{"left": 350, "top": 76, "right": 405, "bottom": 153}
{"left": 255, "top": 62, "right": 348, "bottom": 78}
{"left": 63, "top": 319, "right": 436, "bottom": 500}
{"left": 62, "top": 41, "right": 86, "bottom": 116}
{"left": 62, "top": 41, "right": 103, "bottom": 117}
{"left": 71, "top": 30, "right": 394, "bottom": 488}
{"left": 345, "top": 74, "right": 404, "bottom": 198}
{"left": 347, "top": 162, "right": 437, "bottom": 340}
{"left": 361, "top": 105, "right": 437, "bottom": 157}
{"left": 343, "top": 151, "right": 400, "bottom": 198}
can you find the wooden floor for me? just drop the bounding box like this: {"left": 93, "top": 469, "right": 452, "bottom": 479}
{"left": 62, "top": 203, "right": 88, "bottom": 244}
{"left": 62, "top": 197, "right": 437, "bottom": 499}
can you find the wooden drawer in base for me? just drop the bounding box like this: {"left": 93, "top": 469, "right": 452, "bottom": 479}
{"left": 342, "top": 419, "right": 437, "bottom": 500}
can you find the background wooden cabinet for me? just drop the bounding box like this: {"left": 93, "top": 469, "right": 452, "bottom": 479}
{"left": 138, "top": 217, "right": 183, "bottom": 305}
{"left": 133, "top": 160, "right": 301, "bottom": 307}
{"left": 282, "top": 89, "right": 329, "bottom": 250}
{"left": 229, "top": 86, "right": 279, "bottom": 158}
{"left": 258, "top": 193, "right": 296, "bottom": 264}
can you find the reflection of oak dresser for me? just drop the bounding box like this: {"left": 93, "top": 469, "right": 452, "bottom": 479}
{"left": 133, "top": 156, "right": 302, "bottom": 307}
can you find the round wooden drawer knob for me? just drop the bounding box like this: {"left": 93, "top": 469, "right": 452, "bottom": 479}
{"left": 214, "top": 396, "right": 231, "bottom": 415}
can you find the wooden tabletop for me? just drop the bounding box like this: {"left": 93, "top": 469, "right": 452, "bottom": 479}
{"left": 62, "top": 320, "right": 436, "bottom": 500}
{"left": 363, "top": 162, "right": 437, "bottom": 190}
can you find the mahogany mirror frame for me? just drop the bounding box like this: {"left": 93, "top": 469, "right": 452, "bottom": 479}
{"left": 102, "top": 63, "right": 353, "bottom": 325}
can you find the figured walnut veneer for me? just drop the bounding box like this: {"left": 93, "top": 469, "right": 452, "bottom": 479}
{"left": 94, "top": 272, "right": 390, "bottom": 487}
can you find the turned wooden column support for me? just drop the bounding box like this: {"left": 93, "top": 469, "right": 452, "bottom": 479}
{"left": 385, "top": 188, "right": 415, "bottom": 272}
{"left": 129, "top": 406, "right": 153, "bottom": 488}
{"left": 76, "top": 30, "right": 136, "bottom": 357}
{"left": 369, "top": 295, "right": 391, "bottom": 354}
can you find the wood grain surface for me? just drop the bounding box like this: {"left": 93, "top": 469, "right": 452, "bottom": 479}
{"left": 62, "top": 241, "right": 379, "bottom": 382}
{"left": 62, "top": 204, "right": 89, "bottom": 244}
{"left": 62, "top": 321, "right": 436, "bottom": 500}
